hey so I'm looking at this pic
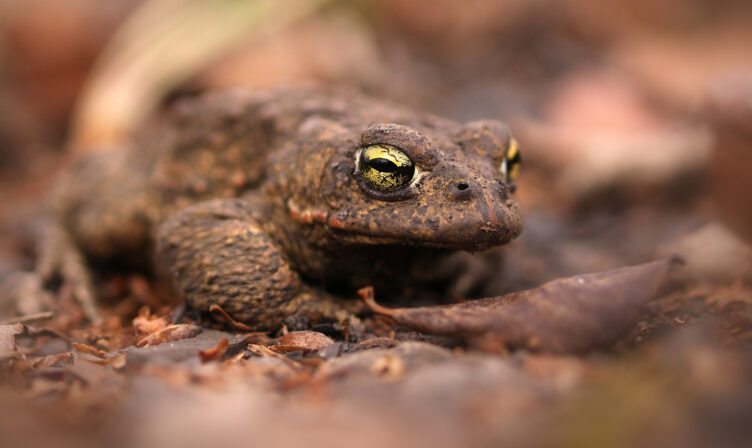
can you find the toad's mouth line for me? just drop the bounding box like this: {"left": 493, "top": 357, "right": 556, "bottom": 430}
{"left": 287, "top": 201, "right": 519, "bottom": 250}
{"left": 327, "top": 225, "right": 515, "bottom": 252}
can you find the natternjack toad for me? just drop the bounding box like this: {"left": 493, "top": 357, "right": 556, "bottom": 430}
{"left": 50, "top": 87, "right": 522, "bottom": 329}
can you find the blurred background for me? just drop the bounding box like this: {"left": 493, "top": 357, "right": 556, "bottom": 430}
{"left": 0, "top": 1, "right": 751, "bottom": 447}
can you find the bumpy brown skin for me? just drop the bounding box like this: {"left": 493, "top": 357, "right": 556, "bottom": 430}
{"left": 54, "top": 87, "right": 522, "bottom": 330}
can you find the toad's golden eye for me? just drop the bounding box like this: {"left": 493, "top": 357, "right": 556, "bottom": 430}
{"left": 501, "top": 138, "right": 521, "bottom": 182}
{"left": 358, "top": 144, "right": 416, "bottom": 192}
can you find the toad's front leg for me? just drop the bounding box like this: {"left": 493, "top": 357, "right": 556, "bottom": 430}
{"left": 155, "top": 198, "right": 350, "bottom": 330}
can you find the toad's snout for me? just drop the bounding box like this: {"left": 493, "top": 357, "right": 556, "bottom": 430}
{"left": 442, "top": 177, "right": 519, "bottom": 247}
{"left": 445, "top": 177, "right": 509, "bottom": 203}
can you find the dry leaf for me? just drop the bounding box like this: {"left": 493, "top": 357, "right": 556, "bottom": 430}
{"left": 272, "top": 331, "right": 334, "bottom": 354}
{"left": 198, "top": 338, "right": 229, "bottom": 363}
{"left": 81, "top": 352, "right": 127, "bottom": 369}
{"left": 362, "top": 259, "right": 678, "bottom": 354}
{"left": 72, "top": 341, "right": 108, "bottom": 358}
{"left": 209, "top": 304, "right": 253, "bottom": 331}
{"left": 136, "top": 324, "right": 202, "bottom": 347}
{"left": 0, "top": 324, "right": 25, "bottom": 357}
{"left": 28, "top": 352, "right": 74, "bottom": 369}
{"left": 132, "top": 307, "right": 169, "bottom": 335}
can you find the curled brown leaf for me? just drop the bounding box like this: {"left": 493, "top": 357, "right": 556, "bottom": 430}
{"left": 198, "top": 338, "right": 229, "bottom": 363}
{"left": 209, "top": 304, "right": 253, "bottom": 331}
{"left": 362, "top": 259, "right": 679, "bottom": 354}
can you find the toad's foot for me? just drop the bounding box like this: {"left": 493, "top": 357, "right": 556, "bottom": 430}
{"left": 0, "top": 271, "right": 54, "bottom": 319}
{"left": 35, "top": 224, "right": 101, "bottom": 324}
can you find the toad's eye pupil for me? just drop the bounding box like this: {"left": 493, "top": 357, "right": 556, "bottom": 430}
{"left": 368, "top": 158, "right": 398, "bottom": 172}
{"left": 358, "top": 144, "right": 416, "bottom": 193}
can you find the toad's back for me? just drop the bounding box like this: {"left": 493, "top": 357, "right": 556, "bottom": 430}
{"left": 54, "top": 87, "right": 425, "bottom": 262}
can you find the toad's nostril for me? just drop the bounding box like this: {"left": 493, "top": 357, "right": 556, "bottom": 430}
{"left": 449, "top": 180, "right": 474, "bottom": 201}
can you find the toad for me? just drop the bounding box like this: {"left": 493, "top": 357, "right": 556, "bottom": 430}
{"left": 48, "top": 87, "right": 522, "bottom": 329}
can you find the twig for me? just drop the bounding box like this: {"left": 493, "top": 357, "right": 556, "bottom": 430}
{"left": 1, "top": 311, "right": 55, "bottom": 325}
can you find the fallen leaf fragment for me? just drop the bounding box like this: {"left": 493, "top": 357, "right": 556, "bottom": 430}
{"left": 28, "top": 352, "right": 74, "bottom": 369}
{"left": 361, "top": 259, "right": 678, "bottom": 354}
{"left": 72, "top": 342, "right": 108, "bottom": 358}
{"left": 358, "top": 337, "right": 399, "bottom": 350}
{"left": 271, "top": 331, "right": 334, "bottom": 354}
{"left": 209, "top": 304, "right": 254, "bottom": 331}
{"left": 243, "top": 332, "right": 274, "bottom": 346}
{"left": 82, "top": 352, "right": 127, "bottom": 369}
{"left": 246, "top": 344, "right": 302, "bottom": 369}
{"left": 132, "top": 307, "right": 169, "bottom": 335}
{"left": 136, "top": 324, "right": 203, "bottom": 347}
{"left": 0, "top": 324, "right": 25, "bottom": 359}
{"left": 198, "top": 338, "right": 229, "bottom": 363}
{"left": 0, "top": 324, "right": 72, "bottom": 360}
